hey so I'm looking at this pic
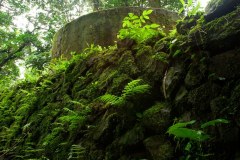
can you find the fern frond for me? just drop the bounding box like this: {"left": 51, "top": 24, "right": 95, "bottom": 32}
{"left": 68, "top": 144, "right": 86, "bottom": 159}
{"left": 100, "top": 94, "right": 125, "bottom": 106}
{"left": 123, "top": 84, "right": 150, "bottom": 98}
{"left": 122, "top": 79, "right": 142, "bottom": 94}
{"left": 99, "top": 79, "right": 150, "bottom": 107}
{"left": 63, "top": 107, "right": 77, "bottom": 115}
{"left": 122, "top": 79, "right": 150, "bottom": 98}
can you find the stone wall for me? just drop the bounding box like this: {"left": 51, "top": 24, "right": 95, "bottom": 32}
{"left": 51, "top": 7, "right": 179, "bottom": 59}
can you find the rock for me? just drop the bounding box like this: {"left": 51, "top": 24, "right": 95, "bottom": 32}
{"left": 205, "top": 0, "right": 240, "bottom": 22}
{"left": 176, "top": 12, "right": 203, "bottom": 35}
{"left": 188, "top": 82, "right": 221, "bottom": 115}
{"left": 51, "top": 7, "right": 179, "bottom": 59}
{"left": 184, "top": 64, "right": 205, "bottom": 89}
{"left": 118, "top": 124, "right": 145, "bottom": 146}
{"left": 117, "top": 38, "right": 136, "bottom": 49}
{"left": 142, "top": 102, "right": 171, "bottom": 134}
{"left": 93, "top": 112, "right": 121, "bottom": 145}
{"left": 175, "top": 86, "right": 188, "bottom": 102}
{"left": 210, "top": 96, "right": 229, "bottom": 118}
{"left": 135, "top": 46, "right": 167, "bottom": 82}
{"left": 117, "top": 50, "right": 140, "bottom": 77}
{"left": 153, "top": 38, "right": 169, "bottom": 52}
{"left": 185, "top": 8, "right": 240, "bottom": 54}
{"left": 209, "top": 50, "right": 240, "bottom": 80}
{"left": 173, "top": 86, "right": 189, "bottom": 115}
{"left": 144, "top": 135, "right": 174, "bottom": 160}
{"left": 229, "top": 83, "right": 240, "bottom": 121}
{"left": 163, "top": 62, "right": 186, "bottom": 99}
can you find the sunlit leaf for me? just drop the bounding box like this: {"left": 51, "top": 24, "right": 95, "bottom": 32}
{"left": 150, "top": 23, "right": 160, "bottom": 29}
{"left": 143, "top": 10, "right": 153, "bottom": 16}
{"left": 179, "top": 0, "right": 185, "bottom": 6}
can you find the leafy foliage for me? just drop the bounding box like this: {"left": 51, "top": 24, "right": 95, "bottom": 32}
{"left": 100, "top": 94, "right": 125, "bottom": 106}
{"left": 117, "top": 10, "right": 165, "bottom": 43}
{"left": 94, "top": 0, "right": 186, "bottom": 12}
{"left": 58, "top": 107, "right": 89, "bottom": 132}
{"left": 100, "top": 79, "right": 151, "bottom": 107}
{"left": 178, "top": 0, "right": 201, "bottom": 16}
{"left": 167, "top": 120, "right": 209, "bottom": 141}
{"left": 68, "top": 144, "right": 86, "bottom": 159}
{"left": 201, "top": 119, "right": 229, "bottom": 129}
{"left": 167, "top": 119, "right": 229, "bottom": 159}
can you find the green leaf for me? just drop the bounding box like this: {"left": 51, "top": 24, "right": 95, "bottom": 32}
{"left": 143, "top": 15, "right": 149, "bottom": 20}
{"left": 173, "top": 50, "right": 181, "bottom": 57}
{"left": 168, "top": 127, "right": 210, "bottom": 141}
{"left": 188, "top": 2, "right": 200, "bottom": 16}
{"left": 143, "top": 10, "right": 153, "bottom": 16}
{"left": 167, "top": 120, "right": 196, "bottom": 132}
{"left": 187, "top": 0, "right": 193, "bottom": 7}
{"left": 185, "top": 142, "right": 192, "bottom": 151}
{"left": 128, "top": 13, "right": 134, "bottom": 17}
{"left": 179, "top": 0, "right": 185, "bottom": 6}
{"left": 140, "top": 16, "right": 146, "bottom": 23}
{"left": 150, "top": 23, "right": 160, "bottom": 29}
{"left": 178, "top": 7, "right": 184, "bottom": 14}
{"left": 201, "top": 119, "right": 229, "bottom": 129}
{"left": 130, "top": 15, "right": 139, "bottom": 20}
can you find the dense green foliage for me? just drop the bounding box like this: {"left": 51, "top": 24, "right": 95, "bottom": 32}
{"left": 167, "top": 119, "right": 229, "bottom": 159}
{"left": 100, "top": 79, "right": 151, "bottom": 106}
{"left": 1, "top": 0, "right": 240, "bottom": 160}
{"left": 117, "top": 10, "right": 165, "bottom": 43}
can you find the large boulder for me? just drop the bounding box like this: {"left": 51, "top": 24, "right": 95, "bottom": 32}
{"left": 51, "top": 7, "right": 179, "bottom": 59}
{"left": 205, "top": 0, "right": 240, "bottom": 22}
{"left": 209, "top": 50, "right": 240, "bottom": 80}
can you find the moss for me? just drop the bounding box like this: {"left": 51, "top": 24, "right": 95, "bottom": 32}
{"left": 188, "top": 82, "right": 221, "bottom": 117}
{"left": 118, "top": 124, "right": 145, "bottom": 146}
{"left": 117, "top": 50, "right": 140, "bottom": 77}
{"left": 144, "top": 135, "right": 174, "bottom": 160}
{"left": 142, "top": 102, "right": 171, "bottom": 134}
{"left": 210, "top": 96, "right": 229, "bottom": 119}
{"left": 229, "top": 84, "right": 240, "bottom": 115}
{"left": 108, "top": 73, "right": 131, "bottom": 95}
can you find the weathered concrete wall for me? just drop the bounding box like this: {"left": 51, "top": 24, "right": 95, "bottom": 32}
{"left": 51, "top": 7, "right": 179, "bottom": 59}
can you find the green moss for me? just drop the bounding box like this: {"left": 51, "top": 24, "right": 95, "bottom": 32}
{"left": 108, "top": 73, "right": 131, "bottom": 95}
{"left": 142, "top": 102, "right": 171, "bottom": 133}
{"left": 118, "top": 124, "right": 144, "bottom": 146}
{"left": 117, "top": 50, "right": 140, "bottom": 76}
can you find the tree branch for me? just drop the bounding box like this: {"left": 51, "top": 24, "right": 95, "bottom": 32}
{"left": 0, "top": 42, "right": 30, "bottom": 70}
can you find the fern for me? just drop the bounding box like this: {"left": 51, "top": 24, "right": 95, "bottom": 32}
{"left": 99, "top": 94, "right": 125, "bottom": 106}
{"left": 100, "top": 79, "right": 150, "bottom": 107}
{"left": 68, "top": 144, "right": 86, "bottom": 159}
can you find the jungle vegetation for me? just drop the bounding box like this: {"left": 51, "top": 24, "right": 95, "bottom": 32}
{"left": 2, "top": 0, "right": 236, "bottom": 159}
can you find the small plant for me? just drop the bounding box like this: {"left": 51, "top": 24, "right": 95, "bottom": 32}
{"left": 68, "top": 144, "right": 86, "bottom": 159}
{"left": 83, "top": 43, "right": 104, "bottom": 54}
{"left": 117, "top": 10, "right": 165, "bottom": 43}
{"left": 167, "top": 118, "right": 229, "bottom": 159}
{"left": 58, "top": 106, "right": 91, "bottom": 133}
{"left": 100, "top": 79, "right": 151, "bottom": 107}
